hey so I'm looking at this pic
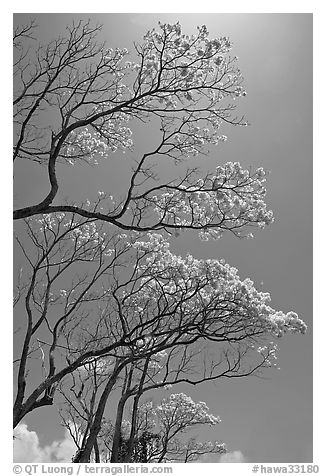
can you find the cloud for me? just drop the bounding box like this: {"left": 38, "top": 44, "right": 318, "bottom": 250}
{"left": 13, "top": 423, "right": 77, "bottom": 463}
{"left": 199, "top": 453, "right": 226, "bottom": 463}
{"left": 198, "top": 449, "right": 247, "bottom": 463}
{"left": 219, "top": 450, "right": 247, "bottom": 463}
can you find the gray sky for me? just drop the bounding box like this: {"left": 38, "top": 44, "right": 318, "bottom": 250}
{"left": 13, "top": 13, "right": 313, "bottom": 463}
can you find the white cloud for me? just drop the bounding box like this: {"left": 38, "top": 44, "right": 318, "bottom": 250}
{"left": 199, "top": 453, "right": 225, "bottom": 463}
{"left": 198, "top": 449, "right": 247, "bottom": 463}
{"left": 13, "top": 423, "right": 77, "bottom": 463}
{"left": 219, "top": 450, "right": 247, "bottom": 463}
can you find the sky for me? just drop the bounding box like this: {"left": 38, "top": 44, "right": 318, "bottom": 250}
{"left": 12, "top": 12, "right": 313, "bottom": 464}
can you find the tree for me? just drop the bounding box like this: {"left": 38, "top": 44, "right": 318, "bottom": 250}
{"left": 14, "top": 20, "right": 273, "bottom": 241}
{"left": 59, "top": 349, "right": 225, "bottom": 463}
{"left": 13, "top": 213, "right": 131, "bottom": 427}
{"left": 13, "top": 18, "right": 307, "bottom": 463}
{"left": 14, "top": 211, "right": 306, "bottom": 460}
{"left": 104, "top": 394, "right": 226, "bottom": 463}
{"left": 58, "top": 352, "right": 226, "bottom": 463}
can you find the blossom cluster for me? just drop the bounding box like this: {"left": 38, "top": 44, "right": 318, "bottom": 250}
{"left": 14, "top": 21, "right": 247, "bottom": 169}
{"left": 156, "top": 393, "right": 221, "bottom": 429}
{"left": 186, "top": 439, "right": 226, "bottom": 455}
{"left": 62, "top": 112, "right": 133, "bottom": 165}
{"left": 68, "top": 221, "right": 103, "bottom": 247}
{"left": 26, "top": 212, "right": 306, "bottom": 369}
{"left": 152, "top": 162, "right": 274, "bottom": 239}
{"left": 36, "top": 213, "right": 65, "bottom": 231}
{"left": 118, "top": 395, "right": 225, "bottom": 462}
{"left": 130, "top": 232, "right": 307, "bottom": 348}
{"left": 164, "top": 122, "right": 228, "bottom": 158}
{"left": 56, "top": 23, "right": 245, "bottom": 164}
{"left": 138, "top": 22, "right": 245, "bottom": 101}
{"left": 34, "top": 213, "right": 109, "bottom": 258}
{"left": 97, "top": 22, "right": 247, "bottom": 160}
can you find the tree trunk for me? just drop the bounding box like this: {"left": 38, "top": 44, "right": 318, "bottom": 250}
{"left": 72, "top": 362, "right": 123, "bottom": 463}
{"left": 111, "top": 366, "right": 134, "bottom": 462}
{"left": 125, "top": 358, "right": 149, "bottom": 462}
{"left": 110, "top": 393, "right": 129, "bottom": 462}
{"left": 94, "top": 438, "right": 100, "bottom": 463}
